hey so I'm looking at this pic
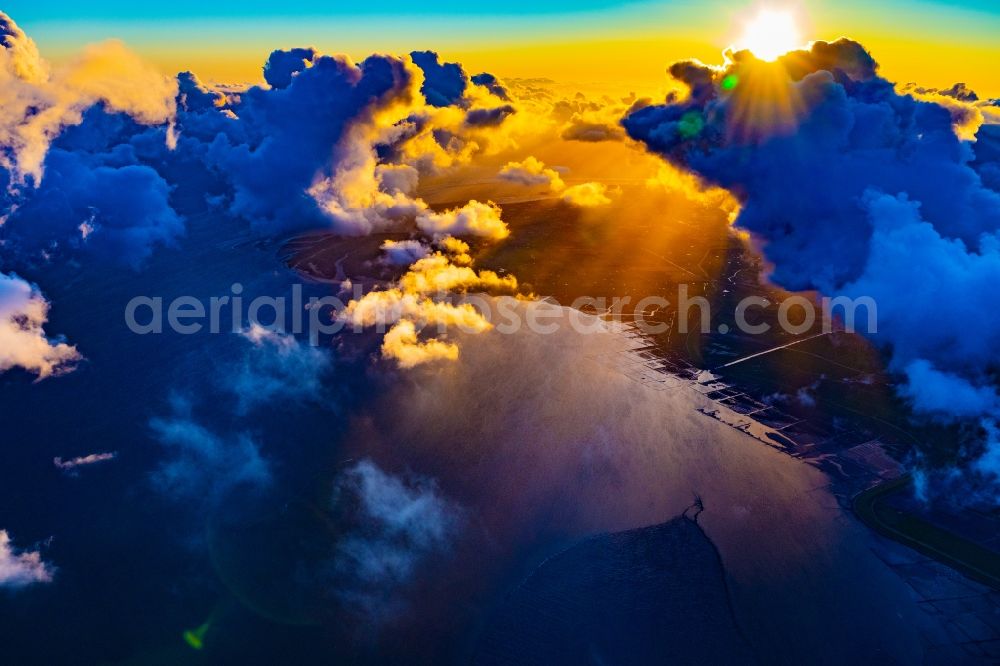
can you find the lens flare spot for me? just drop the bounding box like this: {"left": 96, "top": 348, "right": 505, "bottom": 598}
{"left": 678, "top": 111, "right": 705, "bottom": 138}
{"left": 183, "top": 622, "right": 210, "bottom": 650}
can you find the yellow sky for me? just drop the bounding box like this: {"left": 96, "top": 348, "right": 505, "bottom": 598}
{"left": 103, "top": 32, "right": 997, "bottom": 102}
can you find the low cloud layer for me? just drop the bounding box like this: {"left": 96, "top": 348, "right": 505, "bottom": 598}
{"left": 499, "top": 156, "right": 565, "bottom": 189}
{"left": 150, "top": 399, "right": 271, "bottom": 502}
{"left": 229, "top": 325, "right": 333, "bottom": 414}
{"left": 498, "top": 156, "right": 612, "bottom": 206}
{"left": 330, "top": 459, "right": 460, "bottom": 621}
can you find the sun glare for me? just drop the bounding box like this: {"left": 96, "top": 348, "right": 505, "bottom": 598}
{"left": 736, "top": 9, "right": 802, "bottom": 61}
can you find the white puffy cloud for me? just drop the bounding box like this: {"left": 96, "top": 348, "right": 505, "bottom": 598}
{"left": 560, "top": 182, "right": 612, "bottom": 207}
{"left": 0, "top": 272, "right": 80, "bottom": 379}
{"left": 375, "top": 164, "right": 420, "bottom": 195}
{"left": 497, "top": 156, "right": 615, "bottom": 208}
{"left": 0, "top": 530, "right": 54, "bottom": 588}
{"left": 339, "top": 246, "right": 517, "bottom": 368}
{"left": 381, "top": 239, "right": 431, "bottom": 265}
{"left": 415, "top": 200, "right": 508, "bottom": 240}
{"left": 498, "top": 156, "right": 565, "bottom": 190}
{"left": 398, "top": 253, "right": 517, "bottom": 295}
{"left": 381, "top": 320, "right": 459, "bottom": 368}
{"left": 339, "top": 288, "right": 492, "bottom": 333}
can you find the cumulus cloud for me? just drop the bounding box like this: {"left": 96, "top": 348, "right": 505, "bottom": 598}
{"left": 560, "top": 121, "right": 626, "bottom": 142}
{"left": 560, "top": 181, "right": 612, "bottom": 207}
{"left": 552, "top": 91, "right": 644, "bottom": 143}
{"left": 410, "top": 50, "right": 466, "bottom": 108}
{"left": 416, "top": 200, "right": 508, "bottom": 240}
{"left": 0, "top": 12, "right": 175, "bottom": 186}
{"left": 209, "top": 51, "right": 418, "bottom": 235}
{"left": 498, "top": 156, "right": 565, "bottom": 190}
{"left": 470, "top": 72, "right": 510, "bottom": 101}
{"left": 176, "top": 70, "right": 227, "bottom": 113}
{"left": 975, "top": 124, "right": 1000, "bottom": 192}
{"left": 498, "top": 156, "right": 612, "bottom": 207}
{"left": 0, "top": 530, "right": 54, "bottom": 588}
{"left": 330, "top": 459, "right": 460, "bottom": 621}
{"left": 263, "top": 47, "right": 318, "bottom": 89}
{"left": 464, "top": 104, "right": 516, "bottom": 128}
{"left": 6, "top": 147, "right": 184, "bottom": 268}
{"left": 381, "top": 239, "right": 430, "bottom": 265}
{"left": 340, "top": 288, "right": 491, "bottom": 333}
{"left": 623, "top": 38, "right": 1000, "bottom": 493}
{"left": 901, "top": 81, "right": 1000, "bottom": 140}
{"left": 397, "top": 252, "right": 517, "bottom": 295}
{"left": 901, "top": 360, "right": 999, "bottom": 418}
{"left": 59, "top": 41, "right": 176, "bottom": 126}
{"left": 381, "top": 320, "right": 459, "bottom": 368}
{"left": 339, "top": 245, "right": 517, "bottom": 367}
{"left": 0, "top": 272, "right": 80, "bottom": 379}
{"left": 193, "top": 45, "right": 524, "bottom": 238}
{"left": 0, "top": 13, "right": 183, "bottom": 267}
{"left": 0, "top": 21, "right": 523, "bottom": 269}
{"left": 623, "top": 40, "right": 1000, "bottom": 422}
{"left": 645, "top": 163, "right": 739, "bottom": 219}
{"left": 375, "top": 163, "right": 419, "bottom": 195}
{"left": 973, "top": 422, "right": 1000, "bottom": 495}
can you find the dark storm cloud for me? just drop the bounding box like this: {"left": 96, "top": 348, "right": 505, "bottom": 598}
{"left": 623, "top": 38, "right": 1000, "bottom": 489}
{"left": 470, "top": 72, "right": 510, "bottom": 101}
{"left": 410, "top": 50, "right": 467, "bottom": 107}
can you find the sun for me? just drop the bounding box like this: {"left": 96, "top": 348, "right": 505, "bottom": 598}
{"left": 735, "top": 9, "right": 802, "bottom": 61}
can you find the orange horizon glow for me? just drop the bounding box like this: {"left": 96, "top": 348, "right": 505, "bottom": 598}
{"left": 20, "top": 2, "right": 999, "bottom": 102}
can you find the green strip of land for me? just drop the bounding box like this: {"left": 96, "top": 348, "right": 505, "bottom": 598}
{"left": 853, "top": 476, "right": 1000, "bottom": 590}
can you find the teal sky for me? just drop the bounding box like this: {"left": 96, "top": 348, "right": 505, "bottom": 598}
{"left": 5, "top": 0, "right": 999, "bottom": 20}
{"left": 6, "top": 0, "right": 999, "bottom": 54}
